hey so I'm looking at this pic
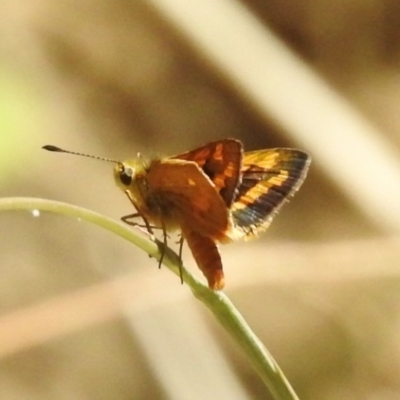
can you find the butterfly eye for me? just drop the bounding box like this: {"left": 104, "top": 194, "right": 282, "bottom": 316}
{"left": 119, "top": 166, "right": 134, "bottom": 186}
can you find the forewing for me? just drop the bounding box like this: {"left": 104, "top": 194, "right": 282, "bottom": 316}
{"left": 231, "top": 148, "right": 311, "bottom": 238}
{"left": 146, "top": 159, "right": 230, "bottom": 240}
{"left": 172, "top": 139, "right": 243, "bottom": 207}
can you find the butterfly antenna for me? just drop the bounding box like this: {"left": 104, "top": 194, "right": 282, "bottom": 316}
{"left": 42, "top": 145, "right": 119, "bottom": 164}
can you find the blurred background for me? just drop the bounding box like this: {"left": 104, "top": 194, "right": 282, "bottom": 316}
{"left": 1, "top": 0, "right": 400, "bottom": 398}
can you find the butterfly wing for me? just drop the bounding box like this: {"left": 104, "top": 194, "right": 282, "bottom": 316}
{"left": 145, "top": 159, "right": 231, "bottom": 241}
{"left": 231, "top": 148, "right": 311, "bottom": 238}
{"left": 172, "top": 139, "right": 243, "bottom": 207}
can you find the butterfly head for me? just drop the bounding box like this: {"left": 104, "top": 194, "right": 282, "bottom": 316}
{"left": 113, "top": 157, "right": 146, "bottom": 191}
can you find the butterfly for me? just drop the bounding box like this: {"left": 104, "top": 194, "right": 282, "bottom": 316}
{"left": 43, "top": 139, "right": 310, "bottom": 290}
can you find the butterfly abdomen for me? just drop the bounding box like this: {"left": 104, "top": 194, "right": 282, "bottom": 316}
{"left": 181, "top": 224, "right": 225, "bottom": 290}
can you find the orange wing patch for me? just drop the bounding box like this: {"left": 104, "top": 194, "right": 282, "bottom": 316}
{"left": 173, "top": 139, "right": 243, "bottom": 207}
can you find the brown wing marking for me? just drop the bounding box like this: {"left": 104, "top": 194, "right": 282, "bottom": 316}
{"left": 172, "top": 139, "right": 243, "bottom": 207}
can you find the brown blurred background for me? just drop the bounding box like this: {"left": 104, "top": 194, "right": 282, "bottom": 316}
{"left": 2, "top": 0, "right": 400, "bottom": 399}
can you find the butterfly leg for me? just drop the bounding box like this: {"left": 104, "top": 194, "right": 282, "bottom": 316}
{"left": 178, "top": 235, "right": 185, "bottom": 259}
{"left": 177, "top": 235, "right": 185, "bottom": 284}
{"left": 121, "top": 213, "right": 161, "bottom": 231}
{"left": 157, "top": 217, "right": 168, "bottom": 269}
{"left": 121, "top": 212, "right": 140, "bottom": 225}
{"left": 123, "top": 190, "right": 155, "bottom": 240}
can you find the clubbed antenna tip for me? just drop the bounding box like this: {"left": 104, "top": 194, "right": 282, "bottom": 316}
{"left": 42, "top": 145, "right": 64, "bottom": 152}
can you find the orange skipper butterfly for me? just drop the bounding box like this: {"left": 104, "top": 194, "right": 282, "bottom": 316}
{"left": 43, "top": 139, "right": 310, "bottom": 290}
